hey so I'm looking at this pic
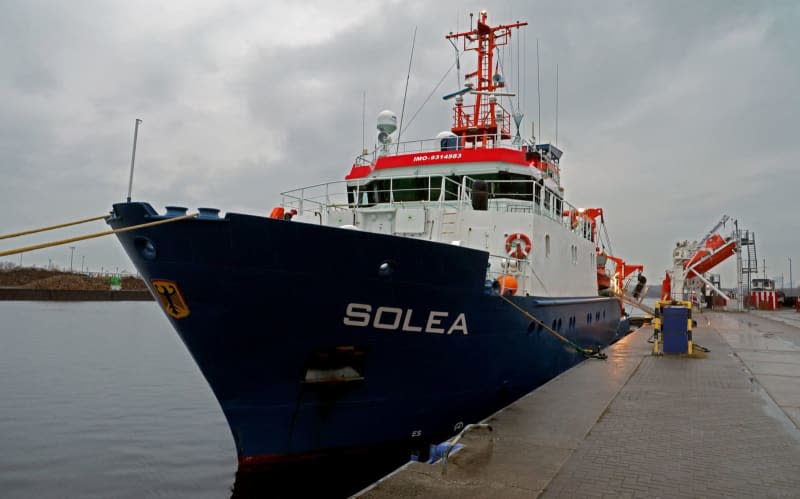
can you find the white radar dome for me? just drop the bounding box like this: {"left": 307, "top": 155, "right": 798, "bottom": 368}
{"left": 436, "top": 131, "right": 457, "bottom": 139}
{"left": 377, "top": 110, "right": 398, "bottom": 135}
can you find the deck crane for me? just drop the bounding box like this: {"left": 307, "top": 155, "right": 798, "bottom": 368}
{"left": 568, "top": 207, "right": 644, "bottom": 292}
{"left": 605, "top": 255, "right": 645, "bottom": 295}
{"left": 568, "top": 207, "right": 650, "bottom": 313}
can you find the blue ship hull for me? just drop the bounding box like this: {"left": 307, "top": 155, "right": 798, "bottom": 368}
{"left": 109, "top": 202, "right": 623, "bottom": 468}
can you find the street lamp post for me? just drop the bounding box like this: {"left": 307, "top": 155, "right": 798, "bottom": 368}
{"left": 790, "top": 257, "right": 793, "bottom": 295}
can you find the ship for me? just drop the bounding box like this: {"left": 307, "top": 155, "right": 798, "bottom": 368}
{"left": 108, "top": 11, "right": 632, "bottom": 472}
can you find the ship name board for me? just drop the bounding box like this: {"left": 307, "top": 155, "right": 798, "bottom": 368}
{"left": 343, "top": 303, "right": 468, "bottom": 335}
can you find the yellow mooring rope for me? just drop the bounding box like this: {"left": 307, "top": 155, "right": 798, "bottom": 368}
{"left": 0, "top": 214, "right": 111, "bottom": 241}
{"left": 0, "top": 213, "right": 198, "bottom": 258}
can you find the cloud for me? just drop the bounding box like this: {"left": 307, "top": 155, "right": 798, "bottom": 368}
{"left": 1, "top": 0, "right": 798, "bottom": 288}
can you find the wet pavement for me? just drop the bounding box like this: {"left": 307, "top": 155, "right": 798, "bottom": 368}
{"left": 357, "top": 309, "right": 800, "bottom": 498}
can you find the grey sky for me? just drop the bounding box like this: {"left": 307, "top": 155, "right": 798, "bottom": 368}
{"left": 1, "top": 1, "right": 798, "bottom": 288}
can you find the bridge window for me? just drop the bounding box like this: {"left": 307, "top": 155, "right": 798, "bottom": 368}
{"left": 392, "top": 177, "right": 432, "bottom": 202}
{"left": 349, "top": 173, "right": 541, "bottom": 207}
{"left": 348, "top": 180, "right": 390, "bottom": 206}
{"left": 469, "top": 173, "right": 533, "bottom": 201}
{"left": 349, "top": 178, "right": 434, "bottom": 206}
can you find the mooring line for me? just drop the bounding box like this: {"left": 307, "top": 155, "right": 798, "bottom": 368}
{"left": 498, "top": 293, "right": 607, "bottom": 360}
{"left": 0, "top": 214, "right": 111, "bottom": 241}
{"left": 0, "top": 213, "right": 198, "bottom": 258}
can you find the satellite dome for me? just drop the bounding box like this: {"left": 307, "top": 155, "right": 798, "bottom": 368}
{"left": 377, "top": 110, "right": 398, "bottom": 135}
{"left": 436, "top": 131, "right": 459, "bottom": 151}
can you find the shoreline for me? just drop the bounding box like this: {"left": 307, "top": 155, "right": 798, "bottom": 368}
{"left": 0, "top": 288, "right": 153, "bottom": 301}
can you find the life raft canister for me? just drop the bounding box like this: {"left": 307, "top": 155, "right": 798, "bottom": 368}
{"left": 505, "top": 233, "right": 532, "bottom": 259}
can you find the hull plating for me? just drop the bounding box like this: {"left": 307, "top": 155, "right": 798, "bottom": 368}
{"left": 110, "top": 203, "right": 622, "bottom": 464}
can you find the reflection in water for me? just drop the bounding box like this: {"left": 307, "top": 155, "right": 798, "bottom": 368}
{"left": 0, "top": 302, "right": 428, "bottom": 498}
{"left": 231, "top": 451, "right": 410, "bottom": 498}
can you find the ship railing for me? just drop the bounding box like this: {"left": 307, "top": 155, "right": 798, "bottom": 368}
{"left": 452, "top": 103, "right": 512, "bottom": 137}
{"left": 459, "top": 176, "right": 591, "bottom": 237}
{"left": 280, "top": 175, "right": 594, "bottom": 242}
{"left": 484, "top": 253, "right": 548, "bottom": 297}
{"left": 280, "top": 181, "right": 352, "bottom": 215}
{"left": 280, "top": 175, "right": 470, "bottom": 215}
{"left": 348, "top": 175, "right": 467, "bottom": 208}
{"left": 354, "top": 133, "right": 527, "bottom": 166}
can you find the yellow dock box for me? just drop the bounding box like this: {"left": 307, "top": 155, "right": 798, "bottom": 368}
{"left": 652, "top": 300, "right": 693, "bottom": 355}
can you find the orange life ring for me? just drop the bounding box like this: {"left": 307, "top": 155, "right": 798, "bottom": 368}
{"left": 505, "top": 233, "right": 532, "bottom": 259}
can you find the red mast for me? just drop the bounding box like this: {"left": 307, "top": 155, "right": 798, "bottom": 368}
{"left": 446, "top": 11, "right": 527, "bottom": 148}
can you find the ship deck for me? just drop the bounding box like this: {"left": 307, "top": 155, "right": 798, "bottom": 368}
{"left": 357, "top": 309, "right": 800, "bottom": 498}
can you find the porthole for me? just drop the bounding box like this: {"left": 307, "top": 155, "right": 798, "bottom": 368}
{"left": 378, "top": 260, "right": 397, "bottom": 278}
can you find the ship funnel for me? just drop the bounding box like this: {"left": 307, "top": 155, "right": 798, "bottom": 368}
{"left": 512, "top": 111, "right": 524, "bottom": 146}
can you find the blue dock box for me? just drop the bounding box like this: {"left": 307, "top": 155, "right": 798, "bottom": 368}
{"left": 662, "top": 307, "right": 690, "bottom": 354}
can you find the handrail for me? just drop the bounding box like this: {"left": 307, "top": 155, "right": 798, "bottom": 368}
{"left": 486, "top": 252, "right": 551, "bottom": 297}
{"left": 354, "top": 132, "right": 532, "bottom": 166}
{"left": 279, "top": 174, "right": 592, "bottom": 235}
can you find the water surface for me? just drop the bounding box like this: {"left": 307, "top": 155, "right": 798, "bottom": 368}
{"left": 0, "top": 301, "right": 236, "bottom": 498}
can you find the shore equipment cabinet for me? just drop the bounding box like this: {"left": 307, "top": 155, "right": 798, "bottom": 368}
{"left": 652, "top": 300, "right": 693, "bottom": 355}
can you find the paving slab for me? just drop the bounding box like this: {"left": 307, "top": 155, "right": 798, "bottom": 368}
{"left": 713, "top": 310, "right": 800, "bottom": 432}
{"left": 357, "top": 331, "right": 650, "bottom": 498}
{"left": 543, "top": 311, "right": 800, "bottom": 498}
{"left": 752, "top": 309, "right": 800, "bottom": 329}
{"left": 357, "top": 310, "right": 800, "bottom": 498}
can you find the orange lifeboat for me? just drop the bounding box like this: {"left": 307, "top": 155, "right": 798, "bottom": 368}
{"left": 684, "top": 236, "right": 737, "bottom": 278}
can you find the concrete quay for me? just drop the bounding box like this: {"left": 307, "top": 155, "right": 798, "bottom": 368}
{"left": 358, "top": 310, "right": 800, "bottom": 498}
